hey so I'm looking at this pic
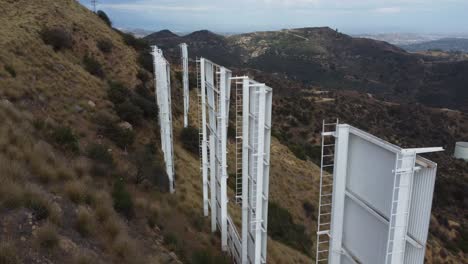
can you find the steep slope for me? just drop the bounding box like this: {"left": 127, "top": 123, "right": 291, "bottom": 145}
{"left": 0, "top": 0, "right": 225, "bottom": 263}
{"left": 0, "top": 1, "right": 331, "bottom": 263}
{"left": 152, "top": 28, "right": 468, "bottom": 263}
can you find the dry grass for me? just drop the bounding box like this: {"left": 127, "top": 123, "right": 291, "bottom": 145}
{"left": 0, "top": 241, "right": 21, "bottom": 264}
{"left": 76, "top": 206, "right": 95, "bottom": 237}
{"left": 73, "top": 252, "right": 97, "bottom": 264}
{"left": 36, "top": 222, "right": 59, "bottom": 250}
{"left": 111, "top": 234, "right": 144, "bottom": 264}
{"left": 65, "top": 181, "right": 88, "bottom": 204}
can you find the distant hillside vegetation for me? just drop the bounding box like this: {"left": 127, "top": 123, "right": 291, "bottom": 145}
{"left": 402, "top": 38, "right": 468, "bottom": 53}
{"left": 146, "top": 27, "right": 468, "bottom": 112}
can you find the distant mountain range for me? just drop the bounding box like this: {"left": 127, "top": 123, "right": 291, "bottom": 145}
{"left": 145, "top": 27, "right": 468, "bottom": 112}
{"left": 401, "top": 38, "right": 468, "bottom": 53}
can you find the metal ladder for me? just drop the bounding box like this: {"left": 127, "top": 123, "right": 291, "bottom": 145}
{"left": 385, "top": 153, "right": 416, "bottom": 264}
{"left": 316, "top": 119, "right": 339, "bottom": 264}
{"left": 235, "top": 79, "right": 243, "bottom": 204}
{"left": 196, "top": 58, "right": 204, "bottom": 165}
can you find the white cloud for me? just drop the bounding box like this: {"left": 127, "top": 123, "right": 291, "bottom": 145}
{"left": 100, "top": 2, "right": 217, "bottom": 12}
{"left": 373, "top": 7, "right": 401, "bottom": 13}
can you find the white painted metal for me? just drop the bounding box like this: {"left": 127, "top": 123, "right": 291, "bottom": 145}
{"left": 152, "top": 46, "right": 175, "bottom": 193}
{"left": 246, "top": 80, "right": 272, "bottom": 264}
{"left": 316, "top": 120, "right": 339, "bottom": 264}
{"left": 180, "top": 43, "right": 189, "bottom": 128}
{"left": 454, "top": 142, "right": 468, "bottom": 161}
{"left": 329, "top": 124, "right": 350, "bottom": 264}
{"left": 199, "top": 58, "right": 232, "bottom": 250}
{"left": 323, "top": 124, "right": 443, "bottom": 264}
{"left": 197, "top": 58, "right": 209, "bottom": 216}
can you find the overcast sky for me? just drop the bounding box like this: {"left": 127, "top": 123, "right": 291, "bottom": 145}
{"left": 79, "top": 0, "right": 468, "bottom": 34}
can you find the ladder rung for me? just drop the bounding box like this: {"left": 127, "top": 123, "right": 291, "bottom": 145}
{"left": 321, "top": 193, "right": 333, "bottom": 197}
{"left": 321, "top": 203, "right": 332, "bottom": 206}
{"left": 322, "top": 164, "right": 334, "bottom": 167}
{"left": 320, "top": 213, "right": 331, "bottom": 216}
{"left": 317, "top": 250, "right": 329, "bottom": 253}
{"left": 319, "top": 223, "right": 330, "bottom": 226}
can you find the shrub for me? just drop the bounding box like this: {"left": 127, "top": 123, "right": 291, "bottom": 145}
{"left": 192, "top": 250, "right": 230, "bottom": 264}
{"left": 50, "top": 126, "right": 79, "bottom": 153}
{"left": 112, "top": 179, "right": 134, "bottom": 219}
{"left": 108, "top": 82, "right": 131, "bottom": 104}
{"left": 97, "top": 10, "right": 112, "bottom": 27}
{"left": 83, "top": 55, "right": 104, "bottom": 78}
{"left": 120, "top": 32, "right": 148, "bottom": 51}
{"left": 268, "top": 202, "right": 312, "bottom": 256}
{"left": 41, "top": 28, "right": 73, "bottom": 51}
{"left": 4, "top": 65, "right": 16, "bottom": 78}
{"left": 137, "top": 51, "right": 153, "bottom": 73}
{"left": 180, "top": 126, "right": 199, "bottom": 154}
{"left": 97, "top": 39, "right": 113, "bottom": 53}
{"left": 36, "top": 223, "right": 59, "bottom": 249}
{"left": 131, "top": 94, "right": 158, "bottom": 118}
{"left": 86, "top": 143, "right": 113, "bottom": 166}
{"left": 290, "top": 144, "right": 307, "bottom": 161}
{"left": 302, "top": 201, "right": 315, "bottom": 219}
{"left": 96, "top": 113, "right": 135, "bottom": 149}
{"left": 135, "top": 84, "right": 151, "bottom": 99}
{"left": 0, "top": 241, "right": 20, "bottom": 264}
{"left": 137, "top": 70, "right": 150, "bottom": 84}
{"left": 115, "top": 101, "right": 144, "bottom": 125}
{"left": 132, "top": 146, "right": 166, "bottom": 186}
{"left": 163, "top": 232, "right": 178, "bottom": 250}
{"left": 75, "top": 206, "right": 95, "bottom": 236}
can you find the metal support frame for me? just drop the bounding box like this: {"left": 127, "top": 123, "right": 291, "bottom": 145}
{"left": 152, "top": 46, "right": 175, "bottom": 193}
{"left": 246, "top": 79, "right": 272, "bottom": 264}
{"left": 199, "top": 58, "right": 231, "bottom": 250}
{"left": 322, "top": 124, "right": 443, "bottom": 264}
{"left": 180, "top": 43, "right": 189, "bottom": 128}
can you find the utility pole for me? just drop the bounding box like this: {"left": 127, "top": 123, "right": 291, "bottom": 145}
{"left": 91, "top": 0, "right": 98, "bottom": 12}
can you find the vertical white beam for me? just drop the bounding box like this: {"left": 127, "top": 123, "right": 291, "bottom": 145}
{"left": 210, "top": 134, "right": 217, "bottom": 232}
{"left": 200, "top": 58, "right": 209, "bottom": 216}
{"left": 253, "top": 87, "right": 266, "bottom": 264}
{"left": 180, "top": 43, "right": 189, "bottom": 128}
{"left": 388, "top": 151, "right": 416, "bottom": 264}
{"left": 219, "top": 67, "right": 228, "bottom": 250}
{"left": 152, "top": 46, "right": 175, "bottom": 194}
{"left": 329, "top": 124, "right": 350, "bottom": 264}
{"left": 261, "top": 87, "right": 272, "bottom": 262}
{"left": 241, "top": 77, "right": 250, "bottom": 264}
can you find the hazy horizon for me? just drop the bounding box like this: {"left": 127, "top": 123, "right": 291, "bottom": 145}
{"left": 79, "top": 0, "right": 468, "bottom": 35}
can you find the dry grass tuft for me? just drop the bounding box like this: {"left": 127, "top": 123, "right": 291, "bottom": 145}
{"left": 72, "top": 250, "right": 97, "bottom": 264}
{"left": 75, "top": 206, "right": 95, "bottom": 237}
{"left": 65, "top": 181, "right": 88, "bottom": 204}
{"left": 112, "top": 234, "right": 143, "bottom": 264}
{"left": 36, "top": 223, "right": 59, "bottom": 250}
{"left": 0, "top": 241, "right": 21, "bottom": 264}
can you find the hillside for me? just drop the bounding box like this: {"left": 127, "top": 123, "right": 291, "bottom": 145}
{"left": 146, "top": 27, "right": 468, "bottom": 113}
{"left": 0, "top": 0, "right": 329, "bottom": 263}
{"left": 148, "top": 27, "right": 468, "bottom": 262}
{"left": 402, "top": 38, "right": 468, "bottom": 53}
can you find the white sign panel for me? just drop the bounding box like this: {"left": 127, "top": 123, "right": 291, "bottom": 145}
{"left": 323, "top": 124, "right": 442, "bottom": 264}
